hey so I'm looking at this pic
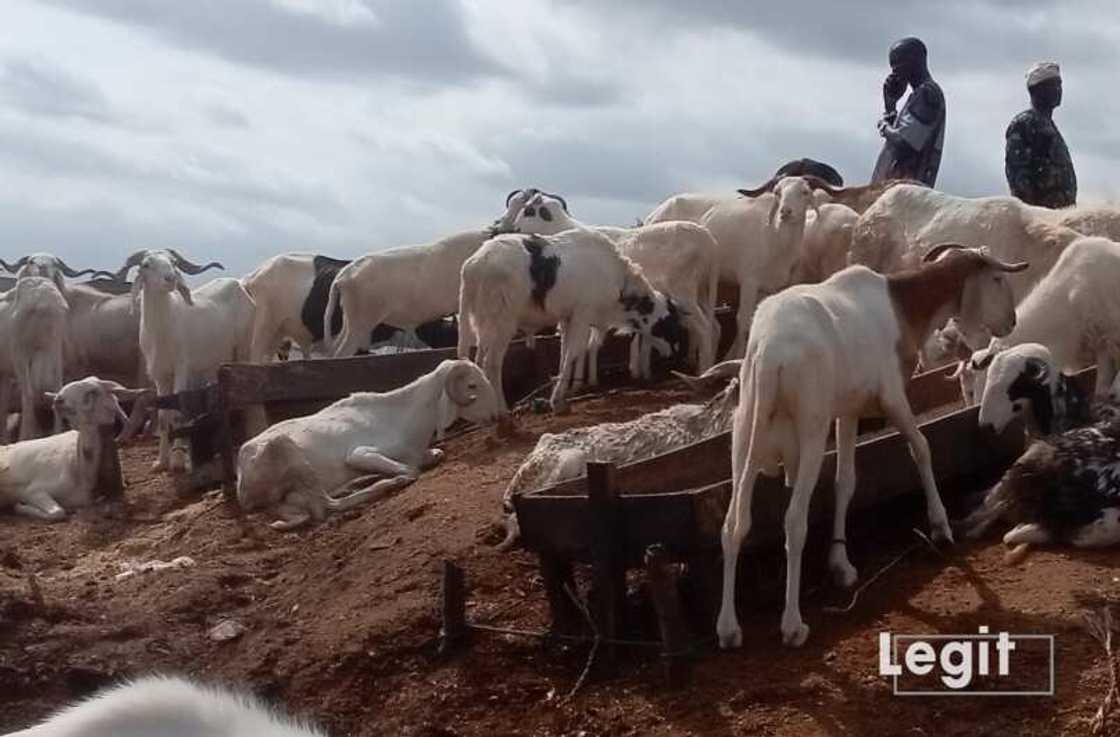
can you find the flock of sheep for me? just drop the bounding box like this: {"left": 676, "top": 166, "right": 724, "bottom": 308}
{"left": 8, "top": 159, "right": 1120, "bottom": 733}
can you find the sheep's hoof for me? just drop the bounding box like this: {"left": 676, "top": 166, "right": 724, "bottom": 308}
{"left": 716, "top": 620, "right": 743, "bottom": 650}
{"left": 1003, "top": 543, "right": 1032, "bottom": 566}
{"left": 780, "top": 618, "right": 810, "bottom": 648}
{"left": 169, "top": 449, "right": 190, "bottom": 475}
{"left": 931, "top": 522, "right": 955, "bottom": 546}
{"left": 831, "top": 561, "right": 859, "bottom": 589}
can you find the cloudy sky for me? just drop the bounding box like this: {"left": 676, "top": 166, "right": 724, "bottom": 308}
{"left": 2, "top": 1, "right": 1118, "bottom": 278}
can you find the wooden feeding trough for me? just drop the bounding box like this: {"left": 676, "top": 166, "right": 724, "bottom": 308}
{"left": 159, "top": 309, "right": 739, "bottom": 495}
{"left": 512, "top": 366, "right": 1096, "bottom": 682}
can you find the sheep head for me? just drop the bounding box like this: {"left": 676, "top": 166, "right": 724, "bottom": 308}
{"left": 46, "top": 377, "right": 131, "bottom": 429}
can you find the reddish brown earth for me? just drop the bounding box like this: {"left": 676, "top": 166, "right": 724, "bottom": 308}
{"left": 0, "top": 385, "right": 1118, "bottom": 737}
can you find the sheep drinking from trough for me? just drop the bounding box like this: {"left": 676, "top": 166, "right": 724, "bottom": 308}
{"left": 0, "top": 376, "right": 134, "bottom": 522}
{"left": 236, "top": 359, "right": 499, "bottom": 530}
{"left": 717, "top": 245, "right": 1027, "bottom": 650}
{"left": 6, "top": 674, "right": 325, "bottom": 737}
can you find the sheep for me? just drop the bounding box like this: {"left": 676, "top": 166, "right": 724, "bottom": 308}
{"left": 9, "top": 277, "right": 69, "bottom": 440}
{"left": 8, "top": 674, "right": 324, "bottom": 737}
{"left": 322, "top": 191, "right": 532, "bottom": 358}
{"left": 0, "top": 376, "right": 134, "bottom": 521}
{"left": 792, "top": 202, "right": 861, "bottom": 284}
{"left": 716, "top": 245, "right": 1027, "bottom": 649}
{"left": 242, "top": 253, "right": 461, "bottom": 361}
{"left": 236, "top": 359, "right": 499, "bottom": 529}
{"left": 698, "top": 175, "right": 822, "bottom": 359}
{"left": 117, "top": 249, "right": 248, "bottom": 473}
{"left": 512, "top": 191, "right": 720, "bottom": 377}
{"left": 975, "top": 344, "right": 1092, "bottom": 438}
{"left": 457, "top": 229, "right": 686, "bottom": 417}
{"left": 849, "top": 184, "right": 1082, "bottom": 301}
{"left": 0, "top": 253, "right": 112, "bottom": 291}
{"left": 498, "top": 361, "right": 741, "bottom": 549}
{"left": 967, "top": 237, "right": 1120, "bottom": 402}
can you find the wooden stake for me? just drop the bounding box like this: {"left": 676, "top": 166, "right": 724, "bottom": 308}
{"left": 645, "top": 544, "right": 693, "bottom": 688}
{"left": 587, "top": 461, "right": 625, "bottom": 667}
{"left": 438, "top": 560, "right": 468, "bottom": 656}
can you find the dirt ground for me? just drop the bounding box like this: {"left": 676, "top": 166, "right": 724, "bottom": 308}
{"left": 1, "top": 384, "right": 1119, "bottom": 737}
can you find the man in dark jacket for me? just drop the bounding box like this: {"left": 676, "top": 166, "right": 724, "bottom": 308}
{"left": 871, "top": 37, "right": 946, "bottom": 187}
{"left": 1005, "top": 62, "right": 1076, "bottom": 208}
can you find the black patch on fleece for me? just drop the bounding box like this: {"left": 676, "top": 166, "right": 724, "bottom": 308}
{"left": 523, "top": 235, "right": 559, "bottom": 309}
{"left": 651, "top": 298, "right": 688, "bottom": 360}
{"left": 619, "top": 293, "right": 655, "bottom": 316}
{"left": 1008, "top": 371, "right": 1054, "bottom": 436}
{"left": 302, "top": 255, "right": 351, "bottom": 341}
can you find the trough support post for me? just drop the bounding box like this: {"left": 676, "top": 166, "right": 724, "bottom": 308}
{"left": 215, "top": 368, "right": 238, "bottom": 502}
{"left": 587, "top": 461, "right": 625, "bottom": 668}
{"left": 540, "top": 554, "right": 582, "bottom": 640}
{"left": 438, "top": 560, "right": 468, "bottom": 656}
{"left": 97, "top": 425, "right": 125, "bottom": 499}
{"left": 645, "top": 544, "right": 693, "bottom": 688}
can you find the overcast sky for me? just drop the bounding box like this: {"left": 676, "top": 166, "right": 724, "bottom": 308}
{"left": 2, "top": 0, "right": 1118, "bottom": 278}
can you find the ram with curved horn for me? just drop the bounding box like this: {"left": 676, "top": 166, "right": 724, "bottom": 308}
{"left": 1, "top": 253, "right": 116, "bottom": 290}
{"left": 236, "top": 359, "right": 500, "bottom": 530}
{"left": 120, "top": 249, "right": 254, "bottom": 473}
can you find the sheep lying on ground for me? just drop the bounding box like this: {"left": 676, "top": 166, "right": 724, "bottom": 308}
{"left": 498, "top": 361, "right": 742, "bottom": 548}
{"left": 0, "top": 376, "right": 133, "bottom": 521}
{"left": 237, "top": 360, "right": 499, "bottom": 530}
{"left": 7, "top": 674, "right": 325, "bottom": 737}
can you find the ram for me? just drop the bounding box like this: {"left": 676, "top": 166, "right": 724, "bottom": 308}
{"left": 717, "top": 245, "right": 1026, "bottom": 650}
{"left": 322, "top": 191, "right": 532, "bottom": 358}
{"left": 117, "top": 249, "right": 248, "bottom": 473}
{"left": 968, "top": 237, "right": 1120, "bottom": 402}
{"left": 513, "top": 191, "right": 720, "bottom": 377}
{"left": 237, "top": 360, "right": 499, "bottom": 529}
{"left": 0, "top": 376, "right": 133, "bottom": 521}
{"left": 9, "top": 277, "right": 68, "bottom": 440}
{"left": 458, "top": 229, "right": 686, "bottom": 416}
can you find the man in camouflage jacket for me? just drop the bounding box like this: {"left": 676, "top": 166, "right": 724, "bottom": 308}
{"left": 1005, "top": 62, "right": 1077, "bottom": 208}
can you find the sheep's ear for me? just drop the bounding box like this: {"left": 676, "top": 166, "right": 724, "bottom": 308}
{"left": 43, "top": 391, "right": 58, "bottom": 404}
{"left": 176, "top": 277, "right": 193, "bottom": 306}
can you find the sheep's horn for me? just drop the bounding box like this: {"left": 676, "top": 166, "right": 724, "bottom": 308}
{"left": 505, "top": 188, "right": 538, "bottom": 207}
{"left": 736, "top": 175, "right": 781, "bottom": 197}
{"left": 0, "top": 256, "right": 30, "bottom": 273}
{"left": 671, "top": 359, "right": 742, "bottom": 392}
{"left": 115, "top": 250, "right": 150, "bottom": 281}
{"left": 51, "top": 256, "right": 101, "bottom": 279}
{"left": 165, "top": 248, "right": 224, "bottom": 276}
{"left": 541, "top": 191, "right": 569, "bottom": 213}
{"left": 801, "top": 175, "right": 844, "bottom": 195}
{"left": 921, "top": 243, "right": 966, "bottom": 263}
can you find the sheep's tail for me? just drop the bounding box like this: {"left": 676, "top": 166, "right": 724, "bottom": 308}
{"left": 323, "top": 276, "right": 342, "bottom": 354}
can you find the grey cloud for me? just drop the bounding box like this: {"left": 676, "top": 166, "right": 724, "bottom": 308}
{"left": 204, "top": 102, "right": 251, "bottom": 129}
{"left": 44, "top": 0, "right": 506, "bottom": 85}
{"left": 574, "top": 1, "right": 1114, "bottom": 73}
{"left": 0, "top": 57, "right": 114, "bottom": 123}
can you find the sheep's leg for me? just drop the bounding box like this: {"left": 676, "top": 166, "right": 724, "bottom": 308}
{"left": 882, "top": 392, "right": 953, "bottom": 543}
{"left": 587, "top": 328, "right": 604, "bottom": 387}
{"left": 270, "top": 502, "right": 312, "bottom": 531}
{"left": 780, "top": 421, "right": 828, "bottom": 648}
{"left": 480, "top": 325, "right": 517, "bottom": 416}
{"left": 726, "top": 281, "right": 759, "bottom": 360}
{"left": 345, "top": 447, "right": 420, "bottom": 478}
{"left": 168, "top": 373, "right": 192, "bottom": 474}
{"left": 687, "top": 306, "right": 715, "bottom": 374}
{"left": 552, "top": 319, "right": 590, "bottom": 414}
{"left": 14, "top": 490, "right": 66, "bottom": 522}
{"left": 248, "top": 309, "right": 276, "bottom": 364}
{"left": 329, "top": 475, "right": 415, "bottom": 512}
{"left": 18, "top": 383, "right": 37, "bottom": 442}
{"left": 152, "top": 376, "right": 174, "bottom": 472}
{"left": 0, "top": 380, "right": 9, "bottom": 445}
{"left": 1003, "top": 522, "right": 1051, "bottom": 546}
{"left": 828, "top": 416, "right": 859, "bottom": 588}
{"left": 717, "top": 401, "right": 757, "bottom": 650}
{"left": 628, "top": 333, "right": 641, "bottom": 380}
{"left": 1094, "top": 350, "right": 1117, "bottom": 399}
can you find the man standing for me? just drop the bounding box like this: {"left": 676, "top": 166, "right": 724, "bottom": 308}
{"left": 1005, "top": 62, "right": 1076, "bottom": 208}
{"left": 871, "top": 37, "right": 946, "bottom": 187}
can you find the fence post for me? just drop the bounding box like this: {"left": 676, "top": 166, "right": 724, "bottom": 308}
{"left": 587, "top": 461, "right": 625, "bottom": 667}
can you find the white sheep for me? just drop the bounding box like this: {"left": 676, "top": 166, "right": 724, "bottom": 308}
{"left": 237, "top": 359, "right": 499, "bottom": 529}
{"left": 968, "top": 237, "right": 1120, "bottom": 402}
{"left": 513, "top": 191, "right": 720, "bottom": 376}
{"left": 975, "top": 343, "right": 1091, "bottom": 438}
{"left": 322, "top": 192, "right": 532, "bottom": 359}
{"left": 7, "top": 674, "right": 324, "bottom": 737}
{"left": 118, "top": 249, "right": 249, "bottom": 473}
{"left": 698, "top": 175, "right": 820, "bottom": 359}
{"left": 9, "top": 276, "right": 69, "bottom": 440}
{"left": 0, "top": 376, "right": 132, "bottom": 521}
{"left": 717, "top": 245, "right": 1027, "bottom": 649}
{"left": 457, "top": 230, "right": 686, "bottom": 416}
{"left": 792, "top": 202, "right": 860, "bottom": 284}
